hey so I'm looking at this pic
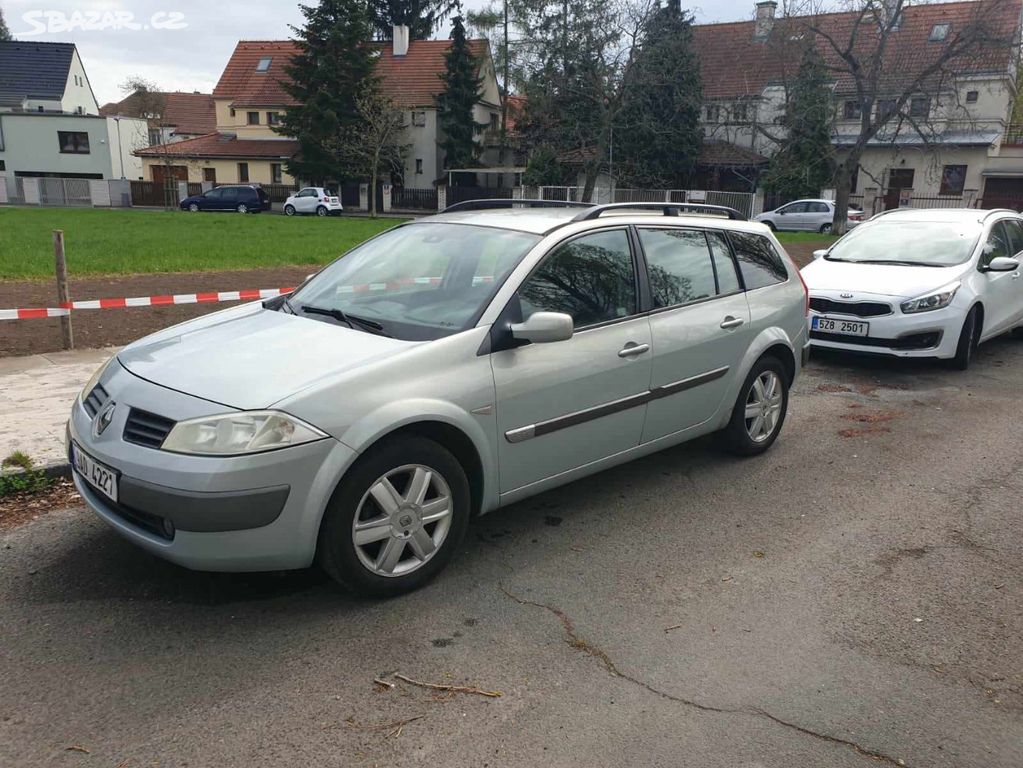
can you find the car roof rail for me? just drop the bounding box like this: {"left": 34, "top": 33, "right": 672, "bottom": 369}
{"left": 570, "top": 202, "right": 747, "bottom": 222}
{"left": 442, "top": 199, "right": 593, "bottom": 213}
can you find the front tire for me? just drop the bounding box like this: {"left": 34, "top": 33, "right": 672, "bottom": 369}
{"left": 188, "top": 203, "right": 200, "bottom": 213}
{"left": 237, "top": 204, "right": 249, "bottom": 214}
{"left": 317, "top": 436, "right": 470, "bottom": 597}
{"left": 764, "top": 220, "right": 777, "bottom": 232}
{"left": 720, "top": 356, "right": 789, "bottom": 456}
{"left": 284, "top": 204, "right": 296, "bottom": 216}
{"left": 949, "top": 306, "right": 981, "bottom": 371}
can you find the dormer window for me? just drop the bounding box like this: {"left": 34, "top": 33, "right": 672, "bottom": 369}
{"left": 929, "top": 23, "right": 950, "bottom": 41}
{"left": 256, "top": 57, "right": 272, "bottom": 72}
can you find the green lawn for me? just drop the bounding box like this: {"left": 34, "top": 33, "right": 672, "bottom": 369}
{"left": 0, "top": 208, "right": 405, "bottom": 280}
{"left": 775, "top": 231, "right": 839, "bottom": 244}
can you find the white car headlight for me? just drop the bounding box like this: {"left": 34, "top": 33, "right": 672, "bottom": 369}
{"left": 161, "top": 411, "right": 327, "bottom": 456}
{"left": 80, "top": 357, "right": 114, "bottom": 401}
{"left": 900, "top": 282, "right": 961, "bottom": 314}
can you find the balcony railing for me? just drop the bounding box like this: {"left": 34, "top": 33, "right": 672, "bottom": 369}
{"left": 1003, "top": 123, "right": 1023, "bottom": 146}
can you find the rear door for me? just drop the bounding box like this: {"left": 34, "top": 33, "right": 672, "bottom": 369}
{"left": 219, "top": 187, "right": 239, "bottom": 211}
{"left": 492, "top": 228, "right": 653, "bottom": 493}
{"left": 639, "top": 227, "right": 753, "bottom": 442}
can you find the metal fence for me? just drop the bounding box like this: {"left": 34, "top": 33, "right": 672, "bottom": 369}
{"left": 130, "top": 180, "right": 179, "bottom": 207}
{"left": 340, "top": 183, "right": 362, "bottom": 208}
{"left": 448, "top": 186, "right": 514, "bottom": 205}
{"left": 262, "top": 183, "right": 300, "bottom": 203}
{"left": 38, "top": 177, "right": 92, "bottom": 207}
{"left": 4, "top": 176, "right": 24, "bottom": 205}
{"left": 392, "top": 187, "right": 439, "bottom": 211}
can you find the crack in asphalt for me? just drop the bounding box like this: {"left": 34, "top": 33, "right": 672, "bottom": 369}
{"left": 500, "top": 585, "right": 908, "bottom": 768}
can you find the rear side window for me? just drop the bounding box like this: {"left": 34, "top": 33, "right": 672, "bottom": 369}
{"left": 638, "top": 229, "right": 716, "bottom": 308}
{"left": 729, "top": 232, "right": 788, "bottom": 290}
{"left": 706, "top": 231, "right": 741, "bottom": 294}
{"left": 519, "top": 229, "right": 636, "bottom": 327}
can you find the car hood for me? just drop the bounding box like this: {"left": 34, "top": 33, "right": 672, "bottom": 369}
{"left": 801, "top": 259, "right": 967, "bottom": 298}
{"left": 118, "top": 304, "right": 412, "bottom": 410}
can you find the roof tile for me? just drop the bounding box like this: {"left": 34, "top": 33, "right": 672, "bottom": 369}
{"left": 136, "top": 133, "right": 299, "bottom": 159}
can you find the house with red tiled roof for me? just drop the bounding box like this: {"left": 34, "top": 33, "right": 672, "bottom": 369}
{"left": 101, "top": 91, "right": 216, "bottom": 146}
{"left": 692, "top": 0, "right": 1023, "bottom": 208}
{"left": 137, "top": 28, "right": 501, "bottom": 188}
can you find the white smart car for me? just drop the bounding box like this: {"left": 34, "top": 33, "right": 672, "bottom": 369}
{"left": 284, "top": 187, "right": 344, "bottom": 217}
{"left": 803, "top": 208, "right": 1023, "bottom": 369}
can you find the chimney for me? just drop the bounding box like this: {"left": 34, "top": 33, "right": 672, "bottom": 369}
{"left": 754, "top": 1, "right": 777, "bottom": 40}
{"left": 393, "top": 25, "right": 410, "bottom": 57}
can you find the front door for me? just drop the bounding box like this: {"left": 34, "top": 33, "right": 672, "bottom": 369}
{"left": 884, "top": 169, "right": 915, "bottom": 210}
{"left": 777, "top": 201, "right": 809, "bottom": 231}
{"left": 296, "top": 188, "right": 318, "bottom": 213}
{"left": 198, "top": 187, "right": 223, "bottom": 210}
{"left": 492, "top": 228, "right": 653, "bottom": 494}
{"left": 637, "top": 228, "right": 753, "bottom": 442}
{"left": 980, "top": 220, "right": 1023, "bottom": 336}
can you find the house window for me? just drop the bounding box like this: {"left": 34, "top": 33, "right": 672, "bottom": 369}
{"left": 929, "top": 23, "right": 950, "bottom": 41}
{"left": 940, "top": 164, "right": 967, "bottom": 196}
{"left": 256, "top": 57, "right": 272, "bottom": 72}
{"left": 37, "top": 106, "right": 44, "bottom": 112}
{"left": 411, "top": 111, "right": 426, "bottom": 127}
{"left": 876, "top": 99, "right": 898, "bottom": 121}
{"left": 415, "top": 159, "right": 423, "bottom": 175}
{"left": 705, "top": 104, "right": 719, "bottom": 122}
{"left": 238, "top": 162, "right": 249, "bottom": 182}
{"left": 0, "top": 161, "right": 5, "bottom": 171}
{"left": 230, "top": 108, "right": 236, "bottom": 117}
{"left": 267, "top": 111, "right": 280, "bottom": 126}
{"left": 732, "top": 103, "right": 748, "bottom": 122}
{"left": 842, "top": 100, "right": 861, "bottom": 120}
{"left": 148, "top": 129, "right": 162, "bottom": 146}
{"left": 966, "top": 90, "right": 979, "bottom": 103}
{"left": 490, "top": 113, "right": 499, "bottom": 131}
{"left": 271, "top": 163, "right": 283, "bottom": 184}
{"left": 247, "top": 112, "right": 260, "bottom": 125}
{"left": 203, "top": 168, "right": 217, "bottom": 183}
{"left": 909, "top": 97, "right": 930, "bottom": 119}
{"left": 58, "top": 131, "right": 90, "bottom": 154}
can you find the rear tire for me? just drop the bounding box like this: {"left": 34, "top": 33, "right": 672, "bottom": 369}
{"left": 819, "top": 222, "right": 832, "bottom": 234}
{"left": 720, "top": 356, "right": 789, "bottom": 456}
{"left": 316, "top": 205, "right": 328, "bottom": 217}
{"left": 317, "top": 436, "right": 470, "bottom": 597}
{"left": 948, "top": 307, "right": 981, "bottom": 371}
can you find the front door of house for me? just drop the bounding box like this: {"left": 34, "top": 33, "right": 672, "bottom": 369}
{"left": 883, "top": 169, "right": 915, "bottom": 210}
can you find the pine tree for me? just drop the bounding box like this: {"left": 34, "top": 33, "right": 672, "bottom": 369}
{"left": 368, "top": 0, "right": 459, "bottom": 40}
{"left": 0, "top": 7, "right": 12, "bottom": 41}
{"left": 615, "top": 0, "right": 702, "bottom": 189}
{"left": 278, "top": 0, "right": 379, "bottom": 184}
{"left": 763, "top": 46, "right": 835, "bottom": 205}
{"left": 436, "top": 14, "right": 484, "bottom": 176}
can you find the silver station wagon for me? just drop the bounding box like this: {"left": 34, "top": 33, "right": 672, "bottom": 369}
{"left": 68, "top": 201, "right": 810, "bottom": 596}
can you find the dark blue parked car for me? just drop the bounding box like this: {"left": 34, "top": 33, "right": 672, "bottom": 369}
{"left": 179, "top": 184, "right": 270, "bottom": 214}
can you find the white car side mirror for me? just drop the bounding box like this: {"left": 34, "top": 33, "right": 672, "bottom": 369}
{"left": 511, "top": 312, "right": 574, "bottom": 344}
{"left": 985, "top": 256, "right": 1020, "bottom": 273}
{"left": 813, "top": 249, "right": 828, "bottom": 260}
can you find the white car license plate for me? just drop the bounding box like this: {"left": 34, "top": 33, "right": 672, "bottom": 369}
{"left": 812, "top": 316, "right": 869, "bottom": 337}
{"left": 71, "top": 442, "right": 118, "bottom": 503}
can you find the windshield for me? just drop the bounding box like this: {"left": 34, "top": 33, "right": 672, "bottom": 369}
{"left": 827, "top": 220, "right": 980, "bottom": 266}
{"left": 290, "top": 222, "right": 541, "bottom": 340}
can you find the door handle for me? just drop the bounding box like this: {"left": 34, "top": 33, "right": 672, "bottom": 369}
{"left": 1012, "top": 272, "right": 1021, "bottom": 280}
{"left": 618, "top": 343, "right": 650, "bottom": 358}
{"left": 720, "top": 316, "right": 745, "bottom": 330}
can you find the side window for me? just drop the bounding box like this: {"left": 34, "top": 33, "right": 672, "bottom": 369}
{"left": 638, "top": 228, "right": 716, "bottom": 308}
{"left": 981, "top": 222, "right": 1011, "bottom": 266}
{"left": 730, "top": 232, "right": 789, "bottom": 290}
{"left": 781, "top": 202, "right": 807, "bottom": 214}
{"left": 205, "top": 188, "right": 222, "bottom": 199}
{"left": 1001, "top": 219, "right": 1023, "bottom": 256}
{"left": 222, "top": 187, "right": 239, "bottom": 201}
{"left": 706, "top": 231, "right": 741, "bottom": 294}
{"left": 810, "top": 202, "right": 829, "bottom": 213}
{"left": 519, "top": 229, "right": 636, "bottom": 328}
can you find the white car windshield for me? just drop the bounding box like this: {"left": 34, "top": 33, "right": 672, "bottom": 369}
{"left": 826, "top": 220, "right": 980, "bottom": 267}
{"left": 290, "top": 222, "right": 541, "bottom": 340}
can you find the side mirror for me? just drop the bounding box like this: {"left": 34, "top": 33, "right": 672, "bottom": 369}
{"left": 985, "top": 256, "right": 1020, "bottom": 272}
{"left": 510, "top": 312, "right": 574, "bottom": 344}
{"left": 813, "top": 249, "right": 828, "bottom": 260}
{"left": 777, "top": 210, "right": 786, "bottom": 215}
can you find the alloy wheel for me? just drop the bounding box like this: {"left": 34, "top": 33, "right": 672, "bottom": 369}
{"left": 237, "top": 204, "right": 248, "bottom": 214}
{"left": 285, "top": 205, "right": 296, "bottom": 216}
{"left": 351, "top": 464, "right": 453, "bottom": 578}
{"left": 188, "top": 204, "right": 199, "bottom": 212}
{"left": 744, "top": 371, "right": 784, "bottom": 443}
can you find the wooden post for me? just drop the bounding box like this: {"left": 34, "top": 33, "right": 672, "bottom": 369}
{"left": 53, "top": 230, "right": 74, "bottom": 350}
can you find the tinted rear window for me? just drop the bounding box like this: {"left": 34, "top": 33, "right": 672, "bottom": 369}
{"left": 729, "top": 232, "right": 788, "bottom": 290}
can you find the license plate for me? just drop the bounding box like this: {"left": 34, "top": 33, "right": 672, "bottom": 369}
{"left": 812, "top": 316, "right": 869, "bottom": 337}
{"left": 330, "top": 198, "right": 339, "bottom": 204}
{"left": 71, "top": 442, "right": 118, "bottom": 503}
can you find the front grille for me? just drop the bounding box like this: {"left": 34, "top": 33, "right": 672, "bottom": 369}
{"left": 123, "top": 408, "right": 176, "bottom": 449}
{"left": 82, "top": 383, "right": 109, "bottom": 417}
{"left": 809, "top": 298, "right": 892, "bottom": 318}
{"left": 811, "top": 330, "right": 942, "bottom": 350}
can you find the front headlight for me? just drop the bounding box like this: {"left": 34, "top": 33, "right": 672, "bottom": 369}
{"left": 161, "top": 411, "right": 327, "bottom": 456}
{"left": 900, "top": 282, "right": 961, "bottom": 314}
{"left": 80, "top": 357, "right": 114, "bottom": 400}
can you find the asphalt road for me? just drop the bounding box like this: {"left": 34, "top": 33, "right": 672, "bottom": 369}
{"left": 2, "top": 340, "right": 1022, "bottom": 767}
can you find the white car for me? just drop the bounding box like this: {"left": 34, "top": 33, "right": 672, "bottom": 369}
{"left": 802, "top": 208, "right": 1023, "bottom": 369}
{"left": 284, "top": 187, "right": 344, "bottom": 217}
{"left": 755, "top": 199, "right": 864, "bottom": 233}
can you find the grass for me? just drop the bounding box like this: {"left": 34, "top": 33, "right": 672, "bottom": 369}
{"left": 0, "top": 207, "right": 405, "bottom": 280}
{"left": 775, "top": 231, "right": 839, "bottom": 244}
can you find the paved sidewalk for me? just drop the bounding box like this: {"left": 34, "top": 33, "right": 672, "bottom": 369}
{"left": 0, "top": 347, "right": 118, "bottom": 468}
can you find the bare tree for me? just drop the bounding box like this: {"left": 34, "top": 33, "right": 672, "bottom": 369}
{"left": 339, "top": 88, "right": 409, "bottom": 217}
{"left": 119, "top": 76, "right": 184, "bottom": 208}
{"left": 782, "top": 0, "right": 1020, "bottom": 233}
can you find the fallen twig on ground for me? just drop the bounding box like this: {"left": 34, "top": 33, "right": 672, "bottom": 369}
{"left": 373, "top": 677, "right": 395, "bottom": 690}
{"left": 346, "top": 714, "right": 426, "bottom": 738}
{"left": 394, "top": 673, "right": 502, "bottom": 698}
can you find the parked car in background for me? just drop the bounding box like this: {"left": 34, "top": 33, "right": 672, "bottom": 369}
{"left": 803, "top": 208, "right": 1023, "bottom": 370}
{"left": 68, "top": 201, "right": 809, "bottom": 597}
{"left": 284, "top": 187, "right": 344, "bottom": 217}
{"left": 755, "top": 199, "right": 864, "bottom": 233}
{"left": 179, "top": 184, "right": 269, "bottom": 214}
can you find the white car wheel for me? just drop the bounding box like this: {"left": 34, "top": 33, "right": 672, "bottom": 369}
{"left": 284, "top": 204, "right": 296, "bottom": 216}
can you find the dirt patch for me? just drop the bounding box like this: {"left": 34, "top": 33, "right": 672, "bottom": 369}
{"left": 0, "top": 478, "right": 80, "bottom": 530}
{"left": 838, "top": 425, "right": 893, "bottom": 438}
{"left": 840, "top": 411, "right": 901, "bottom": 424}
{"left": 0, "top": 267, "right": 320, "bottom": 357}
{"left": 817, "top": 382, "right": 853, "bottom": 393}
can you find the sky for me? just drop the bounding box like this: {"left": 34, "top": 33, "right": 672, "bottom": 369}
{"left": 2, "top": 0, "right": 761, "bottom": 105}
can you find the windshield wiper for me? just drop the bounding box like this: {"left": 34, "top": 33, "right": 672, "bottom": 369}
{"left": 853, "top": 259, "right": 945, "bottom": 267}
{"left": 301, "top": 305, "right": 392, "bottom": 337}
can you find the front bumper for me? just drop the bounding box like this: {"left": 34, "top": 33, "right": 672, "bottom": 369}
{"left": 70, "top": 359, "right": 357, "bottom": 572}
{"left": 807, "top": 290, "right": 962, "bottom": 359}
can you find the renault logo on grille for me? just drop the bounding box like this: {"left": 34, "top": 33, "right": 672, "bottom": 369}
{"left": 94, "top": 402, "right": 116, "bottom": 437}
